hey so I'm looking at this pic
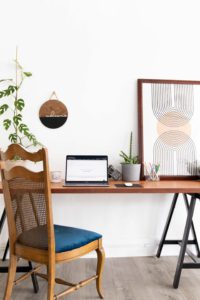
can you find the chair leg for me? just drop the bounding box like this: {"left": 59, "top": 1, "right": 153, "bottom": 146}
{"left": 47, "top": 263, "right": 55, "bottom": 300}
{"left": 3, "top": 254, "right": 17, "bottom": 300}
{"left": 96, "top": 246, "right": 105, "bottom": 299}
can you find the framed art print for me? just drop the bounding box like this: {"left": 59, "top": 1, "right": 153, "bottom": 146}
{"left": 138, "top": 79, "right": 200, "bottom": 179}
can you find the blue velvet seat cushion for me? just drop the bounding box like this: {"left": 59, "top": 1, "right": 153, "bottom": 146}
{"left": 17, "top": 224, "right": 102, "bottom": 253}
{"left": 54, "top": 225, "right": 102, "bottom": 252}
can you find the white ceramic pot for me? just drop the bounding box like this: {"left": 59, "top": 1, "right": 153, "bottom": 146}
{"left": 121, "top": 164, "right": 141, "bottom": 181}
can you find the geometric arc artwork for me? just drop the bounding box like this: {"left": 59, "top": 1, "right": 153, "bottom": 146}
{"left": 138, "top": 79, "right": 200, "bottom": 179}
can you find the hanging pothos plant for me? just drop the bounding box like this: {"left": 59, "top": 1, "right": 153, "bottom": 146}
{"left": 0, "top": 51, "right": 41, "bottom": 149}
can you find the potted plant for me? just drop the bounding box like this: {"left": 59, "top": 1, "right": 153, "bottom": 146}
{"left": 0, "top": 50, "right": 41, "bottom": 154}
{"left": 119, "top": 132, "right": 141, "bottom": 181}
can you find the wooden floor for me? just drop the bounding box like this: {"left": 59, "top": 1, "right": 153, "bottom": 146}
{"left": 0, "top": 256, "right": 200, "bottom": 300}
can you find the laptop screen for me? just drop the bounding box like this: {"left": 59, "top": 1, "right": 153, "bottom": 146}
{"left": 66, "top": 155, "right": 108, "bottom": 183}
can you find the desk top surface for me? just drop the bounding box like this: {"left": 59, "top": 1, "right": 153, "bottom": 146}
{"left": 0, "top": 180, "right": 200, "bottom": 194}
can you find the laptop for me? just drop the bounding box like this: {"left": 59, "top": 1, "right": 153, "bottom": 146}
{"left": 64, "top": 155, "right": 109, "bottom": 187}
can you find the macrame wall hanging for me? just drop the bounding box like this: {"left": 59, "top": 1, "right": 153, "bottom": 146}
{"left": 39, "top": 91, "right": 68, "bottom": 129}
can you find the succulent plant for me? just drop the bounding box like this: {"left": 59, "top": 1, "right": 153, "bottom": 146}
{"left": 119, "top": 132, "right": 139, "bottom": 164}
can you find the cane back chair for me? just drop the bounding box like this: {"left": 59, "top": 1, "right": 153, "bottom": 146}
{"left": 0, "top": 144, "right": 105, "bottom": 300}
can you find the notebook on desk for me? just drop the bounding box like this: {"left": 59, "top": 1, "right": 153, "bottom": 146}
{"left": 63, "top": 155, "right": 109, "bottom": 187}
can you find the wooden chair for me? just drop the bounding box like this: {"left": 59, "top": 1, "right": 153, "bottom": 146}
{"left": 0, "top": 144, "right": 105, "bottom": 300}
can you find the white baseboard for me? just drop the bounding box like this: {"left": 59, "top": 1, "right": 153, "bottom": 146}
{"left": 1, "top": 240, "right": 192, "bottom": 259}
{"left": 84, "top": 239, "right": 184, "bottom": 258}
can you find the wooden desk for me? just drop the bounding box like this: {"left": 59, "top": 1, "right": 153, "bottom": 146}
{"left": 47, "top": 180, "right": 200, "bottom": 194}
{"left": 1, "top": 180, "right": 200, "bottom": 288}
{"left": 16, "top": 179, "right": 200, "bottom": 193}
{"left": 0, "top": 179, "right": 200, "bottom": 194}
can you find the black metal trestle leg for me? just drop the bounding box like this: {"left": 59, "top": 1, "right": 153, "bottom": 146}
{"left": 156, "top": 193, "right": 179, "bottom": 258}
{"left": 0, "top": 209, "right": 7, "bottom": 261}
{"left": 173, "top": 195, "right": 197, "bottom": 288}
{"left": 0, "top": 208, "right": 39, "bottom": 293}
{"left": 28, "top": 261, "right": 39, "bottom": 293}
{"left": 183, "top": 194, "right": 200, "bottom": 257}
{"left": 2, "top": 240, "right": 9, "bottom": 261}
{"left": 0, "top": 209, "right": 6, "bottom": 235}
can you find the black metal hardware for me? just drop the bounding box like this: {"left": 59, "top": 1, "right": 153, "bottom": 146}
{"left": 0, "top": 209, "right": 39, "bottom": 293}
{"left": 157, "top": 193, "right": 200, "bottom": 288}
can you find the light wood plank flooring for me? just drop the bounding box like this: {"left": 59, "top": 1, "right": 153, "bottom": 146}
{"left": 0, "top": 256, "right": 200, "bottom": 300}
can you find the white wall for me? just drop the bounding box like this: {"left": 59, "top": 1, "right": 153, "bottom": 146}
{"left": 1, "top": 0, "right": 200, "bottom": 257}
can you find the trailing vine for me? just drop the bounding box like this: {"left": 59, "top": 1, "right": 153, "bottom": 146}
{"left": 0, "top": 50, "right": 41, "bottom": 148}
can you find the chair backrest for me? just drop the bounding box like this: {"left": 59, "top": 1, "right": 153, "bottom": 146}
{"left": 0, "top": 144, "right": 55, "bottom": 256}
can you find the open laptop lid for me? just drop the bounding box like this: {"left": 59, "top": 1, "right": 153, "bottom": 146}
{"left": 65, "top": 155, "right": 108, "bottom": 184}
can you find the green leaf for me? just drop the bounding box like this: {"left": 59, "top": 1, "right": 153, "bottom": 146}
{"left": 9, "top": 133, "right": 18, "bottom": 143}
{"left": 27, "top": 133, "right": 34, "bottom": 141}
{"left": 33, "top": 139, "right": 38, "bottom": 146}
{"left": 23, "top": 72, "right": 32, "bottom": 77}
{"left": 120, "top": 151, "right": 129, "bottom": 160}
{"left": 3, "top": 119, "right": 11, "bottom": 130}
{"left": 0, "top": 79, "right": 13, "bottom": 83}
{"left": 18, "top": 123, "right": 29, "bottom": 134}
{"left": 5, "top": 85, "right": 17, "bottom": 96}
{"left": 13, "top": 114, "right": 22, "bottom": 125}
{"left": 120, "top": 150, "right": 139, "bottom": 164}
{"left": 0, "top": 85, "right": 17, "bottom": 98}
{"left": 28, "top": 134, "right": 40, "bottom": 146}
{"left": 14, "top": 99, "right": 25, "bottom": 111}
{"left": 155, "top": 164, "right": 160, "bottom": 173}
{"left": 8, "top": 85, "right": 16, "bottom": 93}
{"left": 0, "top": 104, "right": 8, "bottom": 115}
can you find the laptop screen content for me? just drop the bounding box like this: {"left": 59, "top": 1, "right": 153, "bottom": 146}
{"left": 66, "top": 156, "right": 108, "bottom": 183}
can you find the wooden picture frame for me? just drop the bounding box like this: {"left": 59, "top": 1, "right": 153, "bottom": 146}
{"left": 138, "top": 79, "right": 200, "bottom": 180}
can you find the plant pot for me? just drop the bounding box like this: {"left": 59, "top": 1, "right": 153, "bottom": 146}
{"left": 121, "top": 164, "right": 141, "bottom": 181}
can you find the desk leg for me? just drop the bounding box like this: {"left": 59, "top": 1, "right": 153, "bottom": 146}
{"left": 173, "top": 195, "right": 196, "bottom": 288}
{"left": 0, "top": 209, "right": 6, "bottom": 234}
{"left": 0, "top": 209, "right": 7, "bottom": 261}
{"left": 2, "top": 240, "right": 9, "bottom": 261}
{"left": 29, "top": 261, "right": 39, "bottom": 293}
{"left": 183, "top": 194, "right": 200, "bottom": 257}
{"left": 156, "top": 193, "right": 179, "bottom": 258}
{"left": 0, "top": 209, "right": 39, "bottom": 293}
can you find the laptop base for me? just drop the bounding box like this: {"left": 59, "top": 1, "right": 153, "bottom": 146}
{"left": 63, "top": 183, "right": 109, "bottom": 187}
